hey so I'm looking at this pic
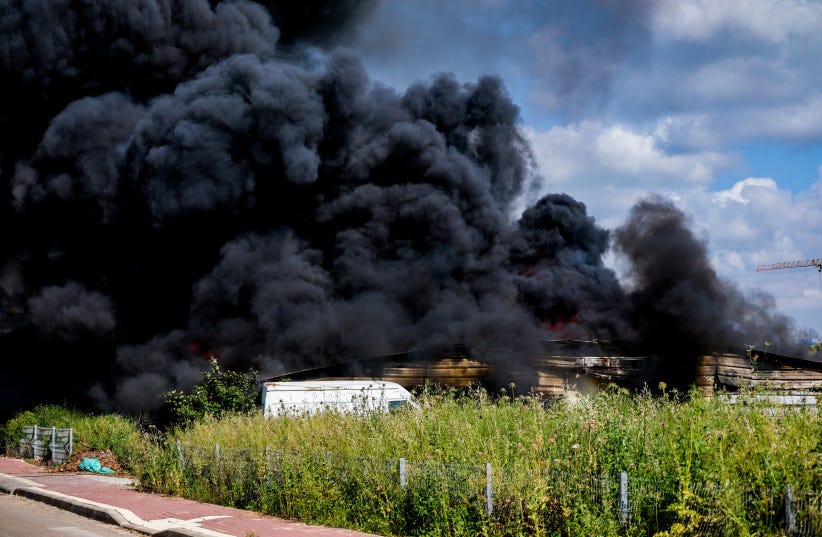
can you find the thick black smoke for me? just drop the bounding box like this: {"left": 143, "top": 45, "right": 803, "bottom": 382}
{"left": 510, "top": 194, "right": 633, "bottom": 341}
{"left": 252, "top": 1, "right": 378, "bottom": 46}
{"left": 0, "top": 0, "right": 800, "bottom": 417}
{"left": 613, "top": 197, "right": 796, "bottom": 358}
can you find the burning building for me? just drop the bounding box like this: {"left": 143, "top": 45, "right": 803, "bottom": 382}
{"left": 265, "top": 341, "right": 822, "bottom": 401}
{"left": 0, "top": 0, "right": 810, "bottom": 418}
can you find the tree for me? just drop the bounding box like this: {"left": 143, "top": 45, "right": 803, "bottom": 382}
{"left": 163, "top": 357, "right": 259, "bottom": 425}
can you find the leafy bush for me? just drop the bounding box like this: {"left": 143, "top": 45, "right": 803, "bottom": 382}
{"left": 163, "top": 357, "right": 259, "bottom": 425}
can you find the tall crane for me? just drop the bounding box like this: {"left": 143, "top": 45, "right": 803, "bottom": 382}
{"left": 756, "top": 259, "right": 822, "bottom": 272}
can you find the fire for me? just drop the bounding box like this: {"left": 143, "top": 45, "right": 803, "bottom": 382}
{"left": 546, "top": 314, "right": 578, "bottom": 337}
{"left": 186, "top": 342, "right": 219, "bottom": 360}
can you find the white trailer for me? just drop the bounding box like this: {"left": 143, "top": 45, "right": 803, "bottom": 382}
{"left": 261, "top": 380, "right": 416, "bottom": 417}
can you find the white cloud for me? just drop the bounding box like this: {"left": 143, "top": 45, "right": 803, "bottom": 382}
{"left": 605, "top": 1, "right": 822, "bottom": 145}
{"left": 642, "top": 94, "right": 822, "bottom": 145}
{"left": 679, "top": 57, "right": 801, "bottom": 106}
{"left": 522, "top": 121, "right": 735, "bottom": 226}
{"left": 525, "top": 122, "right": 732, "bottom": 185}
{"left": 679, "top": 177, "right": 822, "bottom": 331}
{"left": 736, "top": 96, "right": 822, "bottom": 141}
{"left": 652, "top": 0, "right": 822, "bottom": 44}
{"left": 712, "top": 177, "right": 777, "bottom": 206}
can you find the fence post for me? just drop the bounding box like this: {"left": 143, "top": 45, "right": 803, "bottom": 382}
{"left": 619, "top": 471, "right": 629, "bottom": 525}
{"left": 264, "top": 446, "right": 271, "bottom": 487}
{"left": 486, "top": 462, "right": 493, "bottom": 516}
{"left": 215, "top": 443, "right": 220, "bottom": 470}
{"left": 326, "top": 450, "right": 332, "bottom": 466}
{"left": 32, "top": 425, "right": 43, "bottom": 461}
{"left": 785, "top": 484, "right": 796, "bottom": 536}
{"left": 399, "top": 458, "right": 407, "bottom": 489}
{"left": 68, "top": 428, "right": 73, "bottom": 455}
{"left": 176, "top": 440, "right": 184, "bottom": 469}
{"left": 50, "top": 426, "right": 56, "bottom": 458}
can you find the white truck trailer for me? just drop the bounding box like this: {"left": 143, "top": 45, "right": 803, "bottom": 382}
{"left": 261, "top": 380, "right": 416, "bottom": 417}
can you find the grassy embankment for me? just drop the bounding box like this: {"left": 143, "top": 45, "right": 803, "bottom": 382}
{"left": 1, "top": 405, "right": 142, "bottom": 465}
{"left": 3, "top": 387, "right": 821, "bottom": 536}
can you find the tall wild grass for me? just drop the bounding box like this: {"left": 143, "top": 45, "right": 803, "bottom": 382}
{"left": 128, "top": 386, "right": 821, "bottom": 536}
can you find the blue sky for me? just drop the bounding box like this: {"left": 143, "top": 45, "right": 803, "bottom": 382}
{"left": 722, "top": 141, "right": 822, "bottom": 191}
{"left": 344, "top": 0, "right": 821, "bottom": 335}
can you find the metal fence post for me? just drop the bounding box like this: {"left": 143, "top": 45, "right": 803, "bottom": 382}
{"left": 486, "top": 462, "right": 493, "bottom": 516}
{"left": 215, "top": 443, "right": 220, "bottom": 471}
{"left": 50, "top": 426, "right": 56, "bottom": 458}
{"left": 619, "top": 471, "right": 629, "bottom": 525}
{"left": 68, "top": 428, "right": 73, "bottom": 455}
{"left": 399, "top": 457, "right": 407, "bottom": 489}
{"left": 785, "top": 484, "right": 796, "bottom": 536}
{"left": 264, "top": 446, "right": 271, "bottom": 486}
{"left": 176, "top": 440, "right": 184, "bottom": 469}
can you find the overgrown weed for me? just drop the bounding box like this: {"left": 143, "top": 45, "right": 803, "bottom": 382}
{"left": 3, "top": 387, "right": 820, "bottom": 536}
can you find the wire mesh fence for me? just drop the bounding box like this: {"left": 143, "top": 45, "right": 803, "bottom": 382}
{"left": 175, "top": 443, "right": 821, "bottom": 536}
{"left": 790, "top": 489, "right": 822, "bottom": 536}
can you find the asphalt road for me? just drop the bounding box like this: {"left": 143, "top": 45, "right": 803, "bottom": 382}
{"left": 0, "top": 493, "right": 143, "bottom": 537}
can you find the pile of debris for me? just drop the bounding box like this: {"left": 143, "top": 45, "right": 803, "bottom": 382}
{"left": 49, "top": 449, "right": 125, "bottom": 474}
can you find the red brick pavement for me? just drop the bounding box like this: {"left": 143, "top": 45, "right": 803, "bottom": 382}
{"left": 0, "top": 456, "right": 380, "bottom": 537}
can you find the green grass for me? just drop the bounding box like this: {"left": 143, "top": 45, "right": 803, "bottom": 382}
{"left": 4, "top": 388, "right": 821, "bottom": 536}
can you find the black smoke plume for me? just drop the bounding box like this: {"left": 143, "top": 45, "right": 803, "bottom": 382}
{"left": 613, "top": 197, "right": 796, "bottom": 359}
{"left": 0, "top": 0, "right": 799, "bottom": 417}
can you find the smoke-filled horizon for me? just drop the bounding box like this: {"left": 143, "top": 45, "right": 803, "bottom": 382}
{"left": 0, "top": 0, "right": 799, "bottom": 414}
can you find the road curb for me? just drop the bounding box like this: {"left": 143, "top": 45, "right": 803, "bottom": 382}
{"left": 14, "top": 486, "right": 134, "bottom": 526}
{"left": 0, "top": 473, "right": 44, "bottom": 493}
{"left": 0, "top": 472, "right": 232, "bottom": 537}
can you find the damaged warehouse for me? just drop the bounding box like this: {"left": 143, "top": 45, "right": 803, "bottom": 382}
{"left": 266, "top": 340, "right": 822, "bottom": 400}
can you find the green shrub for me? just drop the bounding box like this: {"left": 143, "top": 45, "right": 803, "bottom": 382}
{"left": 163, "top": 357, "right": 259, "bottom": 426}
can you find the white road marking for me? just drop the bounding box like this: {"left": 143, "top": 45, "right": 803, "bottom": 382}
{"left": 147, "top": 517, "right": 234, "bottom": 537}
{"left": 187, "top": 515, "right": 232, "bottom": 522}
